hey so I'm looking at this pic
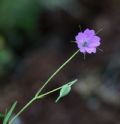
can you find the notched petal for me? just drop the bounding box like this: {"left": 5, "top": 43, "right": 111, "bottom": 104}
{"left": 85, "top": 47, "right": 96, "bottom": 54}
{"left": 79, "top": 47, "right": 86, "bottom": 53}
{"left": 88, "top": 36, "right": 101, "bottom": 47}
{"left": 84, "top": 28, "right": 95, "bottom": 37}
{"left": 75, "top": 32, "right": 83, "bottom": 41}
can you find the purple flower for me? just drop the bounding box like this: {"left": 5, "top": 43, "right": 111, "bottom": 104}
{"left": 75, "top": 28, "right": 101, "bottom": 54}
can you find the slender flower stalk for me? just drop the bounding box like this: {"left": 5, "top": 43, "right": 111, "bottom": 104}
{"left": 35, "top": 49, "right": 80, "bottom": 97}
{"left": 8, "top": 50, "right": 79, "bottom": 124}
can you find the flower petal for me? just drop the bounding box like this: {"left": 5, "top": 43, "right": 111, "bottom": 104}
{"left": 79, "top": 46, "right": 86, "bottom": 53}
{"left": 89, "top": 36, "right": 100, "bottom": 47}
{"left": 75, "top": 32, "right": 84, "bottom": 43}
{"left": 84, "top": 28, "right": 95, "bottom": 38}
{"left": 76, "top": 40, "right": 86, "bottom": 53}
{"left": 85, "top": 47, "right": 96, "bottom": 53}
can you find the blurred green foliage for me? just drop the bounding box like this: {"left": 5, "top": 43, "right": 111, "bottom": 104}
{"left": 0, "top": 0, "right": 41, "bottom": 32}
{"left": 0, "top": 0, "right": 43, "bottom": 78}
{"left": 0, "top": 49, "right": 13, "bottom": 66}
{"left": 0, "top": 35, "right": 14, "bottom": 77}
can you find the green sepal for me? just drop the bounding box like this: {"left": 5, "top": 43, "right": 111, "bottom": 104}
{"left": 56, "top": 84, "right": 71, "bottom": 103}
{"left": 55, "top": 79, "right": 78, "bottom": 102}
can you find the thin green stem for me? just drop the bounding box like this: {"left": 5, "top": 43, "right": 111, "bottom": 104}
{"left": 35, "top": 49, "right": 79, "bottom": 97}
{"left": 9, "top": 84, "right": 67, "bottom": 124}
{"left": 8, "top": 50, "right": 79, "bottom": 124}
{"left": 8, "top": 98, "right": 36, "bottom": 124}
{"left": 37, "top": 86, "right": 62, "bottom": 99}
{"left": 37, "top": 79, "right": 78, "bottom": 99}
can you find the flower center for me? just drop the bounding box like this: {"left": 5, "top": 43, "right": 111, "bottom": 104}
{"left": 82, "top": 41, "right": 87, "bottom": 47}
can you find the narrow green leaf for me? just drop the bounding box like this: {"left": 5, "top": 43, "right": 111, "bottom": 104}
{"left": 3, "top": 101, "right": 17, "bottom": 124}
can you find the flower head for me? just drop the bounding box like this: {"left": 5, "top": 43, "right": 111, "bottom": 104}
{"left": 75, "top": 28, "right": 101, "bottom": 54}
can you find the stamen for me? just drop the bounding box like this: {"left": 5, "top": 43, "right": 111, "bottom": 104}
{"left": 82, "top": 41, "right": 87, "bottom": 47}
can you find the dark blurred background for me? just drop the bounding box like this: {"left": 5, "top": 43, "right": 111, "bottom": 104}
{"left": 0, "top": 0, "right": 120, "bottom": 124}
